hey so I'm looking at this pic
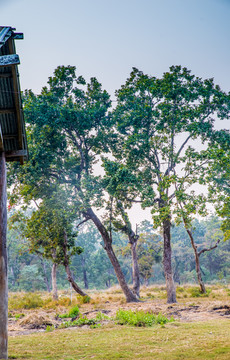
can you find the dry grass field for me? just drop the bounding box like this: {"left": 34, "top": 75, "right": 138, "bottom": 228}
{"left": 8, "top": 284, "right": 230, "bottom": 359}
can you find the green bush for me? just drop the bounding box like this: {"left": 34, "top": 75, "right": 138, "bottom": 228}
{"left": 115, "top": 309, "right": 173, "bottom": 327}
{"left": 77, "top": 295, "right": 91, "bottom": 304}
{"left": 190, "top": 287, "right": 211, "bottom": 298}
{"left": 58, "top": 317, "right": 97, "bottom": 329}
{"left": 9, "top": 293, "right": 44, "bottom": 310}
{"left": 68, "top": 305, "right": 80, "bottom": 318}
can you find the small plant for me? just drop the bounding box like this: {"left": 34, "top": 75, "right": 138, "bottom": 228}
{"left": 58, "top": 313, "right": 69, "bottom": 319}
{"left": 15, "top": 313, "right": 25, "bottom": 320}
{"left": 58, "top": 316, "right": 97, "bottom": 329}
{"left": 95, "top": 312, "right": 109, "bottom": 321}
{"left": 68, "top": 305, "right": 80, "bottom": 318}
{"left": 115, "top": 309, "right": 174, "bottom": 327}
{"left": 90, "top": 323, "right": 101, "bottom": 329}
{"left": 77, "top": 295, "right": 91, "bottom": 304}
{"left": 46, "top": 325, "right": 55, "bottom": 332}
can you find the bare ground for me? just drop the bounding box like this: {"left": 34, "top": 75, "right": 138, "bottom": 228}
{"left": 8, "top": 297, "right": 230, "bottom": 337}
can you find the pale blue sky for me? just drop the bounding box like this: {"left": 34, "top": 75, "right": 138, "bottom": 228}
{"left": 1, "top": 0, "right": 229, "bottom": 222}
{"left": 1, "top": 0, "right": 230, "bottom": 98}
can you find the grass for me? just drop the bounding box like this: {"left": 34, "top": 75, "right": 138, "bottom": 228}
{"left": 115, "top": 309, "right": 173, "bottom": 327}
{"left": 9, "top": 320, "right": 230, "bottom": 359}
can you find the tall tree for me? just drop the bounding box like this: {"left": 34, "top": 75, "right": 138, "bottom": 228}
{"left": 9, "top": 66, "right": 138, "bottom": 302}
{"left": 113, "top": 66, "right": 230, "bottom": 303}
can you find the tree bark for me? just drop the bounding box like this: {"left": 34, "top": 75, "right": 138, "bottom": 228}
{"left": 63, "top": 231, "right": 89, "bottom": 298}
{"left": 130, "top": 240, "right": 140, "bottom": 298}
{"left": 163, "top": 218, "right": 177, "bottom": 303}
{"left": 40, "top": 258, "right": 51, "bottom": 293}
{"left": 117, "top": 202, "right": 141, "bottom": 298}
{"left": 186, "top": 229, "right": 206, "bottom": 293}
{"left": 85, "top": 208, "right": 139, "bottom": 302}
{"left": 0, "top": 153, "right": 8, "bottom": 360}
{"left": 81, "top": 257, "right": 88, "bottom": 289}
{"left": 51, "top": 262, "right": 58, "bottom": 300}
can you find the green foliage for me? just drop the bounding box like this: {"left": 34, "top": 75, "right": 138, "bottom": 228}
{"left": 9, "top": 293, "right": 44, "bottom": 310}
{"left": 68, "top": 305, "right": 80, "bottom": 318}
{"left": 190, "top": 287, "right": 212, "bottom": 298}
{"left": 77, "top": 295, "right": 91, "bottom": 304}
{"left": 15, "top": 313, "right": 25, "bottom": 320}
{"left": 115, "top": 309, "right": 173, "bottom": 327}
{"left": 45, "top": 325, "right": 55, "bottom": 332}
{"left": 58, "top": 317, "right": 97, "bottom": 329}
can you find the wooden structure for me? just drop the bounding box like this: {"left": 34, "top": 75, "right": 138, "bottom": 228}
{"left": 0, "top": 26, "right": 27, "bottom": 360}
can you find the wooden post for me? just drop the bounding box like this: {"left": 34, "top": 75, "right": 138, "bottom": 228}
{"left": 0, "top": 152, "right": 7, "bottom": 360}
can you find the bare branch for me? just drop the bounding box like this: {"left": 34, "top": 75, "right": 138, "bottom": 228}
{"left": 198, "top": 239, "right": 220, "bottom": 257}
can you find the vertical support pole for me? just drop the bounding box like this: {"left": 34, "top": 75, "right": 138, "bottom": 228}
{"left": 0, "top": 152, "right": 7, "bottom": 360}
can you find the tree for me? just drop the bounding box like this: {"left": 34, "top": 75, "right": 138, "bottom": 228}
{"left": 9, "top": 66, "right": 139, "bottom": 302}
{"left": 113, "top": 66, "right": 230, "bottom": 303}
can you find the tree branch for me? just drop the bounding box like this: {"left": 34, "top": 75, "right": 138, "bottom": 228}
{"left": 198, "top": 239, "right": 220, "bottom": 257}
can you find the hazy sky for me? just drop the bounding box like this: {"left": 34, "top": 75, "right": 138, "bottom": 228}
{"left": 1, "top": 0, "right": 230, "bottom": 98}
{"left": 1, "top": 0, "right": 230, "bottom": 223}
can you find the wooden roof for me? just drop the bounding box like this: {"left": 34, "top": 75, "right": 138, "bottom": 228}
{"left": 0, "top": 26, "right": 27, "bottom": 164}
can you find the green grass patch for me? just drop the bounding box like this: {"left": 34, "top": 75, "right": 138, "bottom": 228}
{"left": 115, "top": 309, "right": 173, "bottom": 327}
{"left": 9, "top": 320, "right": 230, "bottom": 359}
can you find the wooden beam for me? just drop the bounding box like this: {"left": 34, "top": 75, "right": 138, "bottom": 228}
{"left": 5, "top": 150, "right": 27, "bottom": 158}
{"left": 0, "top": 126, "right": 3, "bottom": 152}
{"left": 0, "top": 54, "right": 20, "bottom": 67}
{"left": 12, "top": 33, "right": 23, "bottom": 40}
{"left": 7, "top": 39, "right": 23, "bottom": 150}
{"left": 0, "top": 108, "right": 15, "bottom": 114}
{"left": 0, "top": 153, "right": 7, "bottom": 360}
{"left": 0, "top": 27, "right": 11, "bottom": 44}
{"left": 0, "top": 73, "right": 12, "bottom": 78}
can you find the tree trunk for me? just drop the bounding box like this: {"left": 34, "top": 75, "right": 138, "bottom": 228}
{"left": 51, "top": 263, "right": 58, "bottom": 300}
{"left": 130, "top": 240, "right": 140, "bottom": 298}
{"left": 81, "top": 257, "right": 88, "bottom": 289}
{"left": 64, "top": 263, "right": 88, "bottom": 297}
{"left": 163, "top": 218, "right": 177, "bottom": 303}
{"left": 86, "top": 208, "right": 139, "bottom": 302}
{"left": 0, "top": 153, "right": 8, "bottom": 360}
{"left": 186, "top": 229, "right": 206, "bottom": 293}
{"left": 117, "top": 203, "right": 141, "bottom": 298}
{"left": 40, "top": 258, "right": 51, "bottom": 293}
{"left": 63, "top": 231, "right": 89, "bottom": 298}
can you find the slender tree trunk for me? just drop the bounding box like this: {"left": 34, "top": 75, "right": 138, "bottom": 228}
{"left": 0, "top": 153, "right": 8, "bottom": 360}
{"left": 86, "top": 208, "right": 139, "bottom": 302}
{"left": 130, "top": 240, "right": 140, "bottom": 298}
{"left": 40, "top": 258, "right": 51, "bottom": 293}
{"left": 163, "top": 218, "right": 177, "bottom": 303}
{"left": 81, "top": 257, "right": 88, "bottom": 289}
{"left": 51, "top": 263, "right": 58, "bottom": 300}
{"left": 117, "top": 203, "right": 141, "bottom": 298}
{"left": 186, "top": 229, "right": 206, "bottom": 293}
{"left": 64, "top": 263, "right": 88, "bottom": 297}
{"left": 63, "top": 231, "right": 89, "bottom": 298}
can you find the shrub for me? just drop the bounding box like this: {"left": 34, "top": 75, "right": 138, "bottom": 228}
{"left": 115, "top": 309, "right": 173, "bottom": 327}
{"left": 77, "top": 295, "right": 91, "bottom": 304}
{"left": 9, "top": 293, "right": 44, "bottom": 310}
{"left": 58, "top": 317, "right": 97, "bottom": 329}
{"left": 68, "top": 305, "right": 80, "bottom": 318}
{"left": 190, "top": 287, "right": 211, "bottom": 298}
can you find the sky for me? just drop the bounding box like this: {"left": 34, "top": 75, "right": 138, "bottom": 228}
{"left": 1, "top": 0, "right": 230, "bottom": 224}
{"left": 1, "top": 0, "right": 230, "bottom": 98}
